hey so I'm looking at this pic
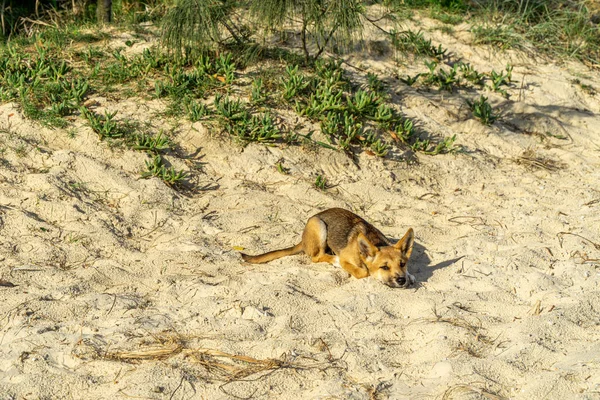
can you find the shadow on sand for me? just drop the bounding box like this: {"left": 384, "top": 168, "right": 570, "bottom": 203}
{"left": 409, "top": 242, "right": 464, "bottom": 285}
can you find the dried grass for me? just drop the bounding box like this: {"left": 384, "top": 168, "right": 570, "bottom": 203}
{"left": 513, "top": 148, "right": 565, "bottom": 171}
{"left": 74, "top": 331, "right": 346, "bottom": 383}
{"left": 426, "top": 305, "right": 495, "bottom": 346}
{"left": 105, "top": 342, "right": 184, "bottom": 361}
{"left": 442, "top": 383, "right": 506, "bottom": 400}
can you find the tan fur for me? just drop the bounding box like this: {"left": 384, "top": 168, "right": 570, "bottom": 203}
{"left": 240, "top": 208, "right": 415, "bottom": 288}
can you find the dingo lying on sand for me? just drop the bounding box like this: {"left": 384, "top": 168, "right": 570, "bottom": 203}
{"left": 241, "top": 208, "right": 415, "bottom": 288}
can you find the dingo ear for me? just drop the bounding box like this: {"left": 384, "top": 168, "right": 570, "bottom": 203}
{"left": 395, "top": 228, "right": 414, "bottom": 257}
{"left": 358, "top": 233, "right": 378, "bottom": 259}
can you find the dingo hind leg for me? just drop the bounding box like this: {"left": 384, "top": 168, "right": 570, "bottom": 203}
{"left": 303, "top": 217, "right": 337, "bottom": 265}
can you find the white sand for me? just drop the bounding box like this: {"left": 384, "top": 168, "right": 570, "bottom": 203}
{"left": 1, "top": 16, "right": 599, "bottom": 400}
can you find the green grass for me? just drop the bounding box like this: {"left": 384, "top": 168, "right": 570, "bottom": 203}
{"left": 471, "top": 24, "right": 524, "bottom": 51}
{"left": 430, "top": 9, "right": 464, "bottom": 25}
{"left": 391, "top": 29, "right": 448, "bottom": 60}
{"left": 391, "top": 0, "right": 600, "bottom": 67}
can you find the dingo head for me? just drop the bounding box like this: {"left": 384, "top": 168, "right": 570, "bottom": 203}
{"left": 358, "top": 228, "right": 415, "bottom": 288}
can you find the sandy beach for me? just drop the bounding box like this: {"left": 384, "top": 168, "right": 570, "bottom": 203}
{"left": 1, "top": 14, "right": 600, "bottom": 399}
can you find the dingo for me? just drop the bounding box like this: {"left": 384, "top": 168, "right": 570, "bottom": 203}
{"left": 241, "top": 208, "right": 415, "bottom": 288}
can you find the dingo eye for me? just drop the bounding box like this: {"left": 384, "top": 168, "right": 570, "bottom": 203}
{"left": 380, "top": 265, "right": 390, "bottom": 271}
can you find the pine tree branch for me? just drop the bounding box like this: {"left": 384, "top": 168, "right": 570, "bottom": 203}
{"left": 221, "top": 18, "right": 243, "bottom": 45}
{"left": 301, "top": 18, "right": 310, "bottom": 62}
{"left": 314, "top": 22, "right": 339, "bottom": 60}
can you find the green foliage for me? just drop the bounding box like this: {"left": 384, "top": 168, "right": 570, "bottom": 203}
{"left": 314, "top": 174, "right": 328, "bottom": 190}
{"left": 391, "top": 29, "right": 447, "bottom": 59}
{"left": 282, "top": 65, "right": 309, "bottom": 101}
{"left": 370, "top": 139, "right": 390, "bottom": 157}
{"left": 154, "top": 53, "right": 234, "bottom": 101}
{"left": 131, "top": 132, "right": 173, "bottom": 153}
{"left": 467, "top": 95, "right": 498, "bottom": 125}
{"left": 246, "top": 112, "right": 282, "bottom": 143}
{"left": 489, "top": 64, "right": 513, "bottom": 97}
{"left": 410, "top": 134, "right": 457, "bottom": 155}
{"left": 161, "top": 0, "right": 240, "bottom": 57}
{"left": 459, "top": 63, "right": 485, "bottom": 86}
{"left": 395, "top": 118, "right": 415, "bottom": 143}
{"left": 471, "top": 24, "right": 523, "bottom": 51}
{"left": 400, "top": 73, "right": 422, "bottom": 86}
{"left": 142, "top": 155, "right": 188, "bottom": 186}
{"left": 252, "top": 0, "right": 364, "bottom": 60}
{"left": 387, "top": 0, "right": 468, "bottom": 10}
{"left": 280, "top": 59, "right": 452, "bottom": 157}
{"left": 162, "top": 0, "right": 364, "bottom": 61}
{"left": 215, "top": 53, "right": 236, "bottom": 84}
{"left": 421, "top": 61, "right": 461, "bottom": 92}
{"left": 250, "top": 78, "right": 267, "bottom": 105}
{"left": 0, "top": 43, "right": 89, "bottom": 127}
{"left": 374, "top": 104, "right": 394, "bottom": 124}
{"left": 214, "top": 94, "right": 249, "bottom": 122}
{"left": 81, "top": 108, "right": 123, "bottom": 139}
{"left": 430, "top": 9, "right": 464, "bottom": 25}
{"left": 185, "top": 98, "right": 209, "bottom": 122}
{"left": 275, "top": 159, "right": 290, "bottom": 174}
{"left": 213, "top": 94, "right": 281, "bottom": 143}
{"left": 347, "top": 90, "right": 381, "bottom": 117}
{"left": 366, "top": 72, "right": 386, "bottom": 94}
{"left": 339, "top": 112, "right": 362, "bottom": 151}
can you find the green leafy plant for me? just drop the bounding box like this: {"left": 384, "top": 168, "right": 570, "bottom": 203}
{"left": 214, "top": 94, "right": 249, "bottom": 122}
{"left": 489, "top": 64, "right": 513, "bottom": 97}
{"left": 275, "top": 159, "right": 290, "bottom": 174}
{"left": 395, "top": 118, "right": 415, "bottom": 143}
{"left": 80, "top": 108, "right": 123, "bottom": 139}
{"left": 131, "top": 132, "right": 172, "bottom": 153}
{"left": 185, "top": 98, "right": 208, "bottom": 122}
{"left": 282, "top": 65, "right": 308, "bottom": 101}
{"left": 315, "top": 174, "right": 328, "bottom": 190}
{"left": 215, "top": 53, "right": 236, "bottom": 84}
{"left": 339, "top": 112, "right": 361, "bottom": 151}
{"left": 391, "top": 29, "right": 447, "bottom": 60}
{"left": 467, "top": 95, "right": 498, "bottom": 125}
{"left": 370, "top": 139, "right": 389, "bottom": 157}
{"left": 366, "top": 72, "right": 386, "bottom": 94}
{"left": 251, "top": 78, "right": 267, "bottom": 104}
{"left": 142, "top": 155, "right": 187, "bottom": 185}
{"left": 459, "top": 63, "right": 485, "bottom": 86}
{"left": 400, "top": 73, "right": 422, "bottom": 86}
{"left": 410, "top": 135, "right": 457, "bottom": 155}
{"left": 373, "top": 104, "right": 393, "bottom": 123}
{"left": 320, "top": 111, "right": 342, "bottom": 139}
{"left": 347, "top": 89, "right": 380, "bottom": 117}
{"left": 436, "top": 64, "right": 460, "bottom": 92}
{"left": 245, "top": 112, "right": 282, "bottom": 143}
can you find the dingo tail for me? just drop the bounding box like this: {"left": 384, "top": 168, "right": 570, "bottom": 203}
{"left": 240, "top": 243, "right": 303, "bottom": 264}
